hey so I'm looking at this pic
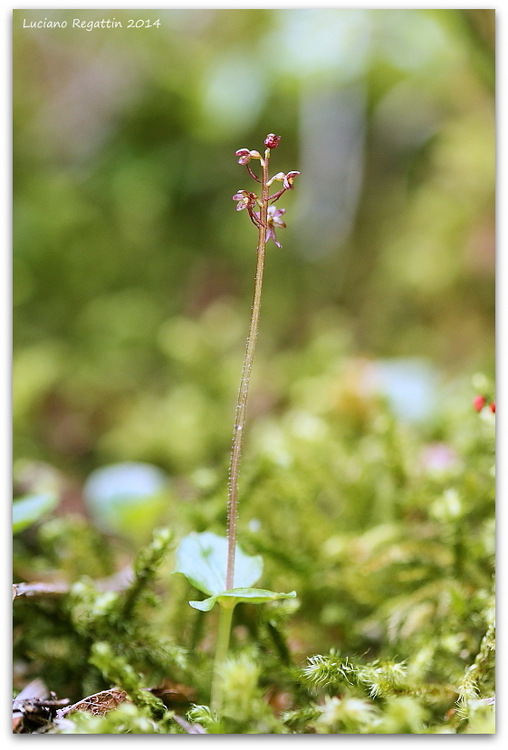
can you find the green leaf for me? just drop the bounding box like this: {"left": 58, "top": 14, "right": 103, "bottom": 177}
{"left": 174, "top": 532, "right": 296, "bottom": 612}
{"left": 174, "top": 531, "right": 263, "bottom": 596}
{"left": 189, "top": 587, "right": 297, "bottom": 612}
{"left": 13, "top": 492, "right": 58, "bottom": 534}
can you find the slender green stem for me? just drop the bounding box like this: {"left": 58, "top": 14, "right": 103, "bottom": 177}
{"left": 210, "top": 603, "right": 235, "bottom": 713}
{"left": 226, "top": 150, "right": 270, "bottom": 591}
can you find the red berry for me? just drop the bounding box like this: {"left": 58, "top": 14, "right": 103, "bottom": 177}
{"left": 473, "top": 395, "right": 487, "bottom": 412}
{"left": 490, "top": 401, "right": 496, "bottom": 414}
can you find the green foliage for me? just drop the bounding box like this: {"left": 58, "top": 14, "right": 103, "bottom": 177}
{"left": 122, "top": 527, "right": 174, "bottom": 617}
{"left": 215, "top": 652, "right": 284, "bottom": 733}
{"left": 12, "top": 373, "right": 495, "bottom": 733}
{"left": 457, "top": 607, "right": 495, "bottom": 709}
{"left": 60, "top": 702, "right": 164, "bottom": 735}
{"left": 13, "top": 527, "right": 186, "bottom": 704}
{"left": 174, "top": 531, "right": 295, "bottom": 611}
{"left": 89, "top": 642, "right": 165, "bottom": 719}
{"left": 13, "top": 492, "right": 58, "bottom": 534}
{"left": 12, "top": 367, "right": 495, "bottom": 733}
{"left": 190, "top": 587, "right": 297, "bottom": 614}
{"left": 187, "top": 652, "right": 287, "bottom": 734}
{"left": 284, "top": 642, "right": 492, "bottom": 734}
{"left": 37, "top": 515, "right": 115, "bottom": 580}
{"left": 175, "top": 531, "right": 263, "bottom": 597}
{"left": 186, "top": 704, "right": 223, "bottom": 734}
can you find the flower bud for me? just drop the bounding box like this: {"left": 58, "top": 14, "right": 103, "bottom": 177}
{"left": 264, "top": 134, "right": 281, "bottom": 149}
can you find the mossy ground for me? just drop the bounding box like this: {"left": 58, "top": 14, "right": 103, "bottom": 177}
{"left": 13, "top": 361, "right": 495, "bottom": 734}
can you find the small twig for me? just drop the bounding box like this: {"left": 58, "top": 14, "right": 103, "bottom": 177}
{"left": 12, "top": 567, "right": 134, "bottom": 602}
{"left": 12, "top": 581, "right": 70, "bottom": 600}
{"left": 171, "top": 714, "right": 207, "bottom": 734}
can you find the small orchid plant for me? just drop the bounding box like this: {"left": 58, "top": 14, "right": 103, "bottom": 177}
{"left": 175, "top": 135, "right": 299, "bottom": 712}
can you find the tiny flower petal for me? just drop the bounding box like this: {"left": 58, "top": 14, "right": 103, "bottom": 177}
{"left": 268, "top": 205, "right": 286, "bottom": 227}
{"left": 235, "top": 148, "right": 262, "bottom": 165}
{"left": 235, "top": 148, "right": 252, "bottom": 165}
{"left": 283, "top": 170, "right": 301, "bottom": 189}
{"left": 267, "top": 227, "right": 282, "bottom": 248}
{"left": 267, "top": 172, "right": 286, "bottom": 187}
{"left": 262, "top": 205, "right": 287, "bottom": 247}
{"left": 232, "top": 190, "right": 258, "bottom": 211}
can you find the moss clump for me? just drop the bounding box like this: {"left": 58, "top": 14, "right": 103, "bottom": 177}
{"left": 13, "top": 372, "right": 494, "bottom": 734}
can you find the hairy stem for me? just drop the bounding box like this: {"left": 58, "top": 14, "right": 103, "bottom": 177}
{"left": 226, "top": 150, "right": 270, "bottom": 591}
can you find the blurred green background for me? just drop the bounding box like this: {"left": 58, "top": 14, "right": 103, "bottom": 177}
{"left": 13, "top": 8, "right": 495, "bottom": 484}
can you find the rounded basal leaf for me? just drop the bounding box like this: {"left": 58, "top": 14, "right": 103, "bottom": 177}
{"left": 174, "top": 532, "right": 263, "bottom": 596}
{"left": 189, "top": 587, "right": 297, "bottom": 612}
{"left": 83, "top": 462, "right": 169, "bottom": 540}
{"left": 13, "top": 492, "right": 58, "bottom": 534}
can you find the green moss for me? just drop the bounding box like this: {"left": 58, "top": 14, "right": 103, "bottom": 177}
{"left": 12, "top": 359, "right": 494, "bottom": 733}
